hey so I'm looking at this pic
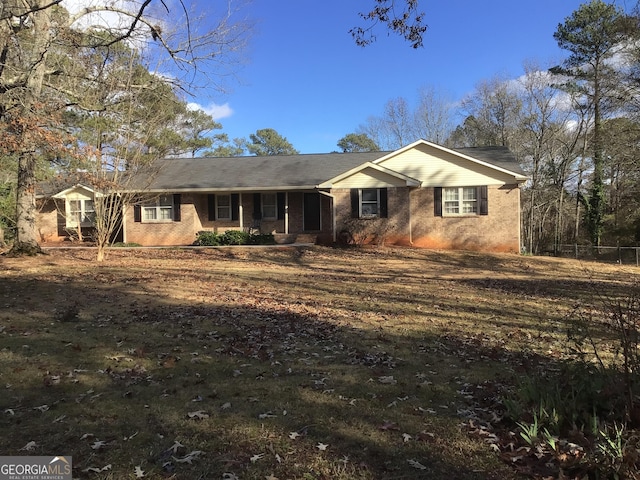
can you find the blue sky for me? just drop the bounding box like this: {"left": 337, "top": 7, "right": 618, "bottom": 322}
{"left": 192, "top": 0, "right": 619, "bottom": 153}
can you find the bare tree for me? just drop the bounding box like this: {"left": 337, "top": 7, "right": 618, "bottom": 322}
{"left": 67, "top": 43, "right": 200, "bottom": 261}
{"left": 414, "top": 85, "right": 454, "bottom": 145}
{"left": 359, "top": 86, "right": 454, "bottom": 150}
{"left": 0, "top": 0, "right": 250, "bottom": 256}
{"left": 458, "top": 76, "right": 522, "bottom": 148}
{"left": 351, "top": 0, "right": 427, "bottom": 48}
{"left": 518, "top": 64, "right": 587, "bottom": 253}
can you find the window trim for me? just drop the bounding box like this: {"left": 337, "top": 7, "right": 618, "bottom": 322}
{"left": 261, "top": 193, "right": 277, "bottom": 220}
{"left": 216, "top": 194, "right": 231, "bottom": 221}
{"left": 350, "top": 188, "right": 388, "bottom": 219}
{"left": 437, "top": 186, "right": 488, "bottom": 217}
{"left": 141, "top": 194, "right": 174, "bottom": 223}
{"left": 360, "top": 188, "right": 380, "bottom": 218}
{"left": 66, "top": 198, "right": 95, "bottom": 228}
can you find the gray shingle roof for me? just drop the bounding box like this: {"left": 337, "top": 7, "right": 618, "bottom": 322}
{"left": 143, "top": 151, "right": 387, "bottom": 191}
{"left": 142, "top": 145, "right": 525, "bottom": 192}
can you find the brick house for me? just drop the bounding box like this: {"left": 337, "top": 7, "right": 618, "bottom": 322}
{"left": 37, "top": 140, "right": 527, "bottom": 252}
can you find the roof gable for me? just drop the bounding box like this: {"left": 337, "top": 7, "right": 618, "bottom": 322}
{"left": 51, "top": 184, "right": 100, "bottom": 199}
{"left": 318, "top": 162, "right": 421, "bottom": 188}
{"left": 374, "top": 139, "right": 527, "bottom": 181}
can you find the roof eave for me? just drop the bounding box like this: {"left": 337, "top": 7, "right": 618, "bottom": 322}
{"left": 122, "top": 185, "right": 321, "bottom": 194}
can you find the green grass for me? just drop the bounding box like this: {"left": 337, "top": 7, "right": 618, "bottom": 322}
{"left": 0, "top": 246, "right": 636, "bottom": 479}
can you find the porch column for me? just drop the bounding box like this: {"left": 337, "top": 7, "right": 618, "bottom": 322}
{"left": 284, "top": 192, "right": 289, "bottom": 234}
{"left": 122, "top": 203, "right": 128, "bottom": 243}
{"left": 239, "top": 193, "right": 243, "bottom": 230}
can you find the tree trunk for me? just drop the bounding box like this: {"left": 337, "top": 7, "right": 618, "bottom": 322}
{"left": 8, "top": 4, "right": 52, "bottom": 256}
{"left": 10, "top": 152, "right": 43, "bottom": 255}
{"left": 96, "top": 245, "right": 106, "bottom": 262}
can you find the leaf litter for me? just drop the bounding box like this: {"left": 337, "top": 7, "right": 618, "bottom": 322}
{"left": 1, "top": 246, "right": 635, "bottom": 479}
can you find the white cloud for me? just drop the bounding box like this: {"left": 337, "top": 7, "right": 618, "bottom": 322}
{"left": 187, "top": 102, "right": 234, "bottom": 120}
{"left": 61, "top": 0, "right": 133, "bottom": 29}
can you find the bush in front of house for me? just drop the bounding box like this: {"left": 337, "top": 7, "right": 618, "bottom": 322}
{"left": 221, "top": 230, "right": 250, "bottom": 245}
{"left": 247, "top": 233, "right": 276, "bottom": 245}
{"left": 194, "top": 231, "right": 275, "bottom": 246}
{"left": 194, "top": 231, "right": 222, "bottom": 246}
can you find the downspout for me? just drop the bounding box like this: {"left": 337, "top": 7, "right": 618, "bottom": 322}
{"left": 409, "top": 188, "right": 413, "bottom": 245}
{"left": 517, "top": 185, "right": 522, "bottom": 253}
{"left": 318, "top": 190, "right": 336, "bottom": 242}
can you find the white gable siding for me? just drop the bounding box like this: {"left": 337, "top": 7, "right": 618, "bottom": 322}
{"left": 332, "top": 167, "right": 408, "bottom": 188}
{"left": 65, "top": 187, "right": 94, "bottom": 201}
{"left": 377, "top": 144, "right": 516, "bottom": 187}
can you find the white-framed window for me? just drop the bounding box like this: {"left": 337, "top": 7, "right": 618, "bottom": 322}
{"left": 67, "top": 198, "right": 95, "bottom": 227}
{"left": 142, "top": 194, "right": 174, "bottom": 222}
{"left": 216, "top": 194, "right": 231, "bottom": 220}
{"left": 360, "top": 188, "right": 380, "bottom": 217}
{"left": 443, "top": 187, "right": 478, "bottom": 215}
{"left": 262, "top": 193, "right": 277, "bottom": 220}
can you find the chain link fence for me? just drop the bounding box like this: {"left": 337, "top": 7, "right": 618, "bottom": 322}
{"left": 552, "top": 244, "right": 640, "bottom": 266}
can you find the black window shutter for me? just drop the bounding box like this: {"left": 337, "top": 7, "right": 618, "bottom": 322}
{"left": 479, "top": 186, "right": 488, "bottom": 215}
{"left": 434, "top": 187, "right": 442, "bottom": 216}
{"left": 253, "top": 193, "right": 262, "bottom": 220}
{"left": 277, "top": 192, "right": 286, "bottom": 220}
{"left": 173, "top": 194, "right": 181, "bottom": 222}
{"left": 350, "top": 189, "right": 359, "bottom": 218}
{"left": 379, "top": 188, "right": 388, "bottom": 218}
{"left": 207, "top": 194, "right": 215, "bottom": 221}
{"left": 134, "top": 204, "right": 142, "bottom": 222}
{"left": 231, "top": 194, "right": 239, "bottom": 221}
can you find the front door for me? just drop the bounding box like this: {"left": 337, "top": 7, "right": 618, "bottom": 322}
{"left": 303, "top": 193, "right": 321, "bottom": 231}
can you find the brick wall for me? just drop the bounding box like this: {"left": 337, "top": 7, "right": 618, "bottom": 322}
{"left": 125, "top": 194, "right": 201, "bottom": 246}
{"left": 126, "top": 193, "right": 328, "bottom": 246}
{"left": 37, "top": 199, "right": 65, "bottom": 243}
{"left": 39, "top": 187, "right": 521, "bottom": 251}
{"left": 333, "top": 186, "right": 521, "bottom": 252}
{"left": 332, "top": 188, "right": 411, "bottom": 245}
{"left": 411, "top": 185, "right": 520, "bottom": 252}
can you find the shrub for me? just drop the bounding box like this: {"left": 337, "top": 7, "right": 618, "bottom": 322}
{"left": 194, "top": 230, "right": 275, "bottom": 246}
{"left": 221, "top": 230, "right": 250, "bottom": 245}
{"left": 194, "top": 231, "right": 221, "bottom": 246}
{"left": 339, "top": 218, "right": 395, "bottom": 246}
{"left": 248, "top": 233, "right": 276, "bottom": 245}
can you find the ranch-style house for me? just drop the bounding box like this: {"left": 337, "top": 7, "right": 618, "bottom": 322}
{"left": 37, "top": 139, "right": 528, "bottom": 252}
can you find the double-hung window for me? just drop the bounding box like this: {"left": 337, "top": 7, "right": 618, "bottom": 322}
{"left": 444, "top": 187, "right": 477, "bottom": 215}
{"left": 143, "top": 194, "right": 174, "bottom": 222}
{"left": 216, "top": 194, "right": 231, "bottom": 220}
{"left": 68, "top": 199, "right": 95, "bottom": 227}
{"left": 262, "top": 193, "right": 277, "bottom": 220}
{"left": 360, "top": 189, "right": 380, "bottom": 217}
{"left": 436, "top": 186, "right": 488, "bottom": 216}
{"left": 350, "top": 188, "right": 388, "bottom": 219}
